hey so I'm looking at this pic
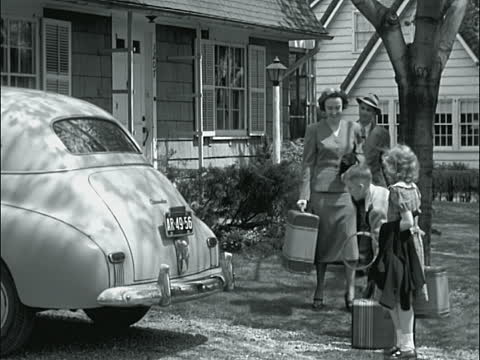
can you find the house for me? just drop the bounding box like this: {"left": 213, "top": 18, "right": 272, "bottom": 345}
{"left": 308, "top": 0, "right": 479, "bottom": 168}
{"left": 1, "top": 0, "right": 331, "bottom": 169}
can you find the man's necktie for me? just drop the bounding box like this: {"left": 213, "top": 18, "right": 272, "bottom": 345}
{"left": 361, "top": 126, "right": 367, "bottom": 140}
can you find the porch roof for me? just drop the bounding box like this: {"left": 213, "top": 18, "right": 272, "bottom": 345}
{"left": 75, "top": 0, "right": 331, "bottom": 39}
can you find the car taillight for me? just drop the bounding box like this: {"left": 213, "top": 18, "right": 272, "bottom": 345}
{"left": 207, "top": 238, "right": 219, "bottom": 268}
{"left": 206, "top": 237, "right": 218, "bottom": 248}
{"left": 108, "top": 252, "right": 126, "bottom": 286}
{"left": 108, "top": 252, "right": 125, "bottom": 263}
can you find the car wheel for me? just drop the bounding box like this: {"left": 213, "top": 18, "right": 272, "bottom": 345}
{"left": 1, "top": 263, "right": 35, "bottom": 356}
{"left": 84, "top": 306, "right": 150, "bottom": 328}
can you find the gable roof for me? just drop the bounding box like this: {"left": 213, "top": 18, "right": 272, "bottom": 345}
{"left": 341, "top": 0, "right": 479, "bottom": 93}
{"left": 309, "top": 0, "right": 344, "bottom": 27}
{"left": 341, "top": 0, "right": 408, "bottom": 93}
{"left": 319, "top": 0, "right": 342, "bottom": 26}
{"left": 76, "top": 0, "right": 330, "bottom": 39}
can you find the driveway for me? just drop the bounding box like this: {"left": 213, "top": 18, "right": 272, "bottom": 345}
{"left": 7, "top": 250, "right": 478, "bottom": 360}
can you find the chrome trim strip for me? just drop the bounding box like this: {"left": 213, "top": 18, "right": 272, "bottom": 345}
{"left": 96, "top": 253, "right": 234, "bottom": 307}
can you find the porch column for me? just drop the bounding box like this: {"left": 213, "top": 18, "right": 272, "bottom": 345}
{"left": 127, "top": 10, "right": 133, "bottom": 134}
{"left": 195, "top": 26, "right": 204, "bottom": 169}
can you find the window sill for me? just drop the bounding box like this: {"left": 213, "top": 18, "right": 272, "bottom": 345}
{"left": 434, "top": 147, "right": 479, "bottom": 152}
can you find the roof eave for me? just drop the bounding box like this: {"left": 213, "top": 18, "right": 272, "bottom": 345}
{"left": 54, "top": 0, "right": 330, "bottom": 40}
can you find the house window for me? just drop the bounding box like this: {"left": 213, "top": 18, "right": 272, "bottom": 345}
{"left": 214, "top": 45, "right": 245, "bottom": 133}
{"left": 1, "top": 17, "right": 38, "bottom": 89}
{"left": 459, "top": 99, "right": 479, "bottom": 147}
{"left": 353, "top": 12, "right": 374, "bottom": 52}
{"left": 395, "top": 101, "right": 401, "bottom": 144}
{"left": 377, "top": 101, "right": 389, "bottom": 131}
{"left": 202, "top": 41, "right": 264, "bottom": 137}
{"left": 434, "top": 100, "right": 453, "bottom": 147}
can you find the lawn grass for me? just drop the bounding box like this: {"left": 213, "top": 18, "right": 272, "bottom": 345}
{"left": 9, "top": 201, "right": 477, "bottom": 360}
{"left": 421, "top": 201, "right": 479, "bottom": 350}
{"left": 162, "top": 200, "right": 479, "bottom": 359}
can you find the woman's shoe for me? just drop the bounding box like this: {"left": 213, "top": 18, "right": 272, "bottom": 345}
{"left": 386, "top": 349, "right": 417, "bottom": 359}
{"left": 312, "top": 298, "right": 324, "bottom": 310}
{"left": 344, "top": 292, "right": 353, "bottom": 312}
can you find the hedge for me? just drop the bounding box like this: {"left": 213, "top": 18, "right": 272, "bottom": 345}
{"left": 432, "top": 166, "right": 479, "bottom": 202}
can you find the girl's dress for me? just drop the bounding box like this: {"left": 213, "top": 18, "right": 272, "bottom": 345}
{"left": 369, "top": 181, "right": 428, "bottom": 309}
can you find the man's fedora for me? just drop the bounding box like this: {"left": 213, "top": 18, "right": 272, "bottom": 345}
{"left": 356, "top": 93, "right": 381, "bottom": 113}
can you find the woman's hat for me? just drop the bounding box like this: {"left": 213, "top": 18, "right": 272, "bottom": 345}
{"left": 356, "top": 93, "right": 381, "bottom": 112}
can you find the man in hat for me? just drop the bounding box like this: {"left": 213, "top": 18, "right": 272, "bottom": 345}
{"left": 356, "top": 93, "right": 391, "bottom": 187}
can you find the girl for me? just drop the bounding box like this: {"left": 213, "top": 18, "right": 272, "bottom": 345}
{"left": 369, "top": 144, "right": 428, "bottom": 359}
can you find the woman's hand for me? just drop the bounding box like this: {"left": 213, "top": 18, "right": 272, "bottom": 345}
{"left": 297, "top": 199, "right": 307, "bottom": 212}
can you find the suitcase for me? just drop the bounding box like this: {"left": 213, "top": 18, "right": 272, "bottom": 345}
{"left": 282, "top": 210, "right": 319, "bottom": 274}
{"left": 413, "top": 266, "right": 450, "bottom": 318}
{"left": 351, "top": 299, "right": 395, "bottom": 349}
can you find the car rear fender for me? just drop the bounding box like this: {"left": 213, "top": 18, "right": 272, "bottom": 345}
{"left": 1, "top": 204, "right": 110, "bottom": 309}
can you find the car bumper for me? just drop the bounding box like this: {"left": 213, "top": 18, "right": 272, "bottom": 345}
{"left": 96, "top": 252, "right": 234, "bottom": 307}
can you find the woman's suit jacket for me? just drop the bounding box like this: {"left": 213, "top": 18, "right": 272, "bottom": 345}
{"left": 300, "top": 119, "right": 360, "bottom": 200}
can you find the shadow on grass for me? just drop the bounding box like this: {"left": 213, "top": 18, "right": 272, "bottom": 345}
{"left": 8, "top": 312, "right": 207, "bottom": 359}
{"left": 230, "top": 296, "right": 309, "bottom": 316}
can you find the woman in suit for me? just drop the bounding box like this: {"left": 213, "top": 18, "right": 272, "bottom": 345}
{"left": 297, "top": 88, "right": 361, "bottom": 311}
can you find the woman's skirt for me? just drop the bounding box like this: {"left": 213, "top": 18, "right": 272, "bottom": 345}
{"left": 310, "top": 192, "right": 358, "bottom": 263}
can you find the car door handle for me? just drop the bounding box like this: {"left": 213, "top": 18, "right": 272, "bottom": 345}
{"left": 143, "top": 127, "right": 149, "bottom": 146}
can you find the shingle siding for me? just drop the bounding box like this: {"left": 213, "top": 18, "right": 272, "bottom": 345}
{"left": 155, "top": 24, "right": 195, "bottom": 139}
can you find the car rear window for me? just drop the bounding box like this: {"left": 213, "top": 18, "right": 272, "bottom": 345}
{"left": 53, "top": 118, "right": 140, "bottom": 154}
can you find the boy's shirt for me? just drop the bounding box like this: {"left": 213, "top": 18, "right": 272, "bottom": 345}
{"left": 364, "top": 183, "right": 390, "bottom": 243}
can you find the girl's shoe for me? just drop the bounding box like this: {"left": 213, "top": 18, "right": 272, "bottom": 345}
{"left": 312, "top": 298, "right": 324, "bottom": 310}
{"left": 386, "top": 349, "right": 417, "bottom": 359}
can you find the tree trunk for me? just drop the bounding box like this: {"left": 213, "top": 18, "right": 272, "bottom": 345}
{"left": 397, "top": 74, "right": 438, "bottom": 266}
{"left": 351, "top": 0, "right": 468, "bottom": 266}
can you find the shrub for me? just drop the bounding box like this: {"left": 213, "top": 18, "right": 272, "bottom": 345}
{"left": 164, "top": 151, "right": 302, "bottom": 251}
{"left": 432, "top": 164, "right": 479, "bottom": 202}
{"left": 166, "top": 159, "right": 301, "bottom": 231}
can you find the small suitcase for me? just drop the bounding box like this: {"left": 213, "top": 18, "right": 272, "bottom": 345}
{"left": 282, "top": 210, "right": 319, "bottom": 274}
{"left": 351, "top": 299, "right": 395, "bottom": 349}
{"left": 413, "top": 266, "right": 450, "bottom": 318}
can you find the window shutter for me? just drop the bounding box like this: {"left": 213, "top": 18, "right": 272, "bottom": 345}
{"left": 42, "top": 18, "right": 71, "bottom": 96}
{"left": 248, "top": 45, "right": 266, "bottom": 136}
{"left": 201, "top": 40, "right": 215, "bottom": 137}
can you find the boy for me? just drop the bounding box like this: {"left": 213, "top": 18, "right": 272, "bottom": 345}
{"left": 342, "top": 164, "right": 389, "bottom": 287}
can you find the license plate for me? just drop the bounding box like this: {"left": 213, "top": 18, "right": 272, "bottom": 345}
{"left": 165, "top": 207, "right": 194, "bottom": 237}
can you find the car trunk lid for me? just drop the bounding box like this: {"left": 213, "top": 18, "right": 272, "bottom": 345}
{"left": 88, "top": 165, "right": 209, "bottom": 282}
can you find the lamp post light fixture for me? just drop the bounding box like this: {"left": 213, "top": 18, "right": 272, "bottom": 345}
{"left": 266, "top": 56, "right": 287, "bottom": 86}
{"left": 266, "top": 56, "right": 287, "bottom": 164}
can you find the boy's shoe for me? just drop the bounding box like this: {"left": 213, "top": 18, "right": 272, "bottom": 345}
{"left": 383, "top": 346, "right": 400, "bottom": 356}
{"left": 385, "top": 349, "right": 417, "bottom": 359}
{"left": 312, "top": 298, "right": 324, "bottom": 311}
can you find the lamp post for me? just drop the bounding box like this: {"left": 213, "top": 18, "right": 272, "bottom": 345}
{"left": 266, "top": 56, "right": 287, "bottom": 164}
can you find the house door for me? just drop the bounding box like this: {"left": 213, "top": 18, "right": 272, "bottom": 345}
{"left": 112, "top": 14, "right": 155, "bottom": 163}
{"left": 288, "top": 52, "right": 316, "bottom": 139}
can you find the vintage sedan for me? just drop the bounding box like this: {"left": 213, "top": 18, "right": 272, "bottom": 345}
{"left": 0, "top": 87, "right": 234, "bottom": 355}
